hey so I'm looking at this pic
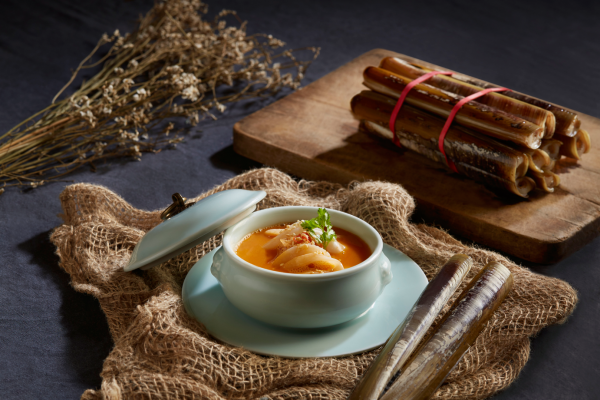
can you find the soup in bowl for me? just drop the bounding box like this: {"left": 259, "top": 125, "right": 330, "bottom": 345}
{"left": 210, "top": 206, "right": 392, "bottom": 328}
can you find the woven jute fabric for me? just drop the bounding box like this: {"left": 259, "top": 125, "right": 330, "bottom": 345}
{"left": 50, "top": 168, "right": 577, "bottom": 400}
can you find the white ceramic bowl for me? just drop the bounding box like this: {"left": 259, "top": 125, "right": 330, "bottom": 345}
{"left": 210, "top": 206, "right": 392, "bottom": 328}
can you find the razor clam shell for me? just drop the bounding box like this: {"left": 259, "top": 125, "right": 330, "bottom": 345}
{"left": 514, "top": 147, "right": 550, "bottom": 173}
{"left": 363, "top": 66, "right": 544, "bottom": 149}
{"left": 379, "top": 57, "right": 556, "bottom": 138}
{"left": 555, "top": 128, "right": 591, "bottom": 160}
{"left": 540, "top": 139, "right": 563, "bottom": 161}
{"left": 410, "top": 61, "right": 579, "bottom": 137}
{"left": 351, "top": 90, "right": 529, "bottom": 182}
{"left": 360, "top": 120, "right": 535, "bottom": 198}
{"left": 528, "top": 170, "right": 560, "bottom": 193}
{"left": 347, "top": 254, "right": 472, "bottom": 400}
{"left": 380, "top": 262, "right": 513, "bottom": 400}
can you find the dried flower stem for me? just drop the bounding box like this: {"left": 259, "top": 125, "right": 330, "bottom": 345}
{"left": 0, "top": 0, "right": 318, "bottom": 189}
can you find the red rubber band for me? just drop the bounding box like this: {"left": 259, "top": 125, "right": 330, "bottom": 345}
{"left": 439, "top": 87, "right": 511, "bottom": 172}
{"left": 389, "top": 71, "right": 453, "bottom": 147}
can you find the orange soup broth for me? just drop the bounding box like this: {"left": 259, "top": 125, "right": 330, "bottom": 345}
{"left": 235, "top": 225, "right": 372, "bottom": 273}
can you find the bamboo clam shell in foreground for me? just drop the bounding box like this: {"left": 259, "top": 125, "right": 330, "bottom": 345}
{"left": 348, "top": 255, "right": 473, "bottom": 400}
{"left": 555, "top": 129, "right": 591, "bottom": 160}
{"left": 380, "top": 262, "right": 514, "bottom": 400}
{"left": 363, "top": 66, "right": 545, "bottom": 149}
{"left": 410, "top": 62, "right": 579, "bottom": 137}
{"left": 361, "top": 120, "right": 536, "bottom": 198}
{"left": 528, "top": 170, "right": 561, "bottom": 193}
{"left": 540, "top": 139, "right": 563, "bottom": 161}
{"left": 379, "top": 57, "right": 556, "bottom": 138}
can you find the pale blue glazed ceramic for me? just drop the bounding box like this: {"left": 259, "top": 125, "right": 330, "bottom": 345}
{"left": 124, "top": 189, "right": 266, "bottom": 271}
{"left": 210, "top": 207, "right": 393, "bottom": 328}
{"left": 183, "top": 244, "right": 428, "bottom": 358}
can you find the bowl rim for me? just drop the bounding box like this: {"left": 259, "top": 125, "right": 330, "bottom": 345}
{"left": 221, "top": 206, "right": 383, "bottom": 281}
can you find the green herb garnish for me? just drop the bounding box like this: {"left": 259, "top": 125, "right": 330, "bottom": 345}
{"left": 301, "top": 208, "right": 337, "bottom": 250}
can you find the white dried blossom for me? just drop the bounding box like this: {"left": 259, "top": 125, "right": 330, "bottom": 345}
{"left": 187, "top": 112, "right": 200, "bottom": 125}
{"left": 222, "top": 71, "right": 233, "bottom": 86}
{"left": 114, "top": 116, "right": 128, "bottom": 126}
{"left": 103, "top": 85, "right": 114, "bottom": 95}
{"left": 133, "top": 88, "right": 148, "bottom": 102}
{"left": 93, "top": 142, "right": 107, "bottom": 156}
{"left": 216, "top": 103, "right": 226, "bottom": 113}
{"left": 70, "top": 95, "right": 91, "bottom": 110}
{"left": 172, "top": 104, "right": 184, "bottom": 113}
{"left": 102, "top": 107, "right": 112, "bottom": 115}
{"left": 79, "top": 110, "right": 96, "bottom": 126}
{"left": 182, "top": 86, "right": 200, "bottom": 101}
{"left": 172, "top": 72, "right": 198, "bottom": 90}
{"left": 166, "top": 65, "right": 183, "bottom": 74}
{"left": 132, "top": 145, "right": 142, "bottom": 160}
{"left": 281, "top": 73, "right": 293, "bottom": 86}
{"left": 113, "top": 67, "right": 124, "bottom": 75}
{"left": 268, "top": 36, "right": 285, "bottom": 48}
{"left": 122, "top": 78, "right": 134, "bottom": 93}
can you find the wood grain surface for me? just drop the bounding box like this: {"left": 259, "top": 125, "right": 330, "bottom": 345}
{"left": 233, "top": 49, "right": 600, "bottom": 263}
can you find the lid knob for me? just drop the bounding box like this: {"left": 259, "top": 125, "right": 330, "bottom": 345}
{"left": 160, "top": 193, "right": 192, "bottom": 220}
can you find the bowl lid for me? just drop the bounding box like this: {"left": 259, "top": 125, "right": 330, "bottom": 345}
{"left": 124, "top": 189, "right": 266, "bottom": 272}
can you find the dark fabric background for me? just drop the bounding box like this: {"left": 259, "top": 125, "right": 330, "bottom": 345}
{"left": 0, "top": 0, "right": 599, "bottom": 398}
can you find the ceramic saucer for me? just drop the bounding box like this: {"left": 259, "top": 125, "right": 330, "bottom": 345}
{"left": 182, "top": 244, "right": 427, "bottom": 358}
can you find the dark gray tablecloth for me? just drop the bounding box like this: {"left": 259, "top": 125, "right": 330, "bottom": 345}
{"left": 1, "top": 0, "right": 599, "bottom": 398}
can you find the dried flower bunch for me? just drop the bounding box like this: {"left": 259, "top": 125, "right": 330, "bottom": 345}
{"left": 0, "top": 0, "right": 318, "bottom": 190}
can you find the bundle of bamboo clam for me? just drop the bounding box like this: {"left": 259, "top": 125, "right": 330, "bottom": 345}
{"left": 351, "top": 57, "right": 591, "bottom": 197}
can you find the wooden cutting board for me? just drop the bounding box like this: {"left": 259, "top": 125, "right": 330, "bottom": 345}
{"left": 233, "top": 49, "right": 600, "bottom": 263}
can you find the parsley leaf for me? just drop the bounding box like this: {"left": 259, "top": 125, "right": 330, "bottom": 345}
{"left": 301, "top": 208, "right": 337, "bottom": 250}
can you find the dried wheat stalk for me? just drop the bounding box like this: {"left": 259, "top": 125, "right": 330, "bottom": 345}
{"left": 0, "top": 0, "right": 318, "bottom": 191}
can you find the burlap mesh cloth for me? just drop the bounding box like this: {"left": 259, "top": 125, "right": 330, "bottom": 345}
{"left": 50, "top": 168, "right": 577, "bottom": 400}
